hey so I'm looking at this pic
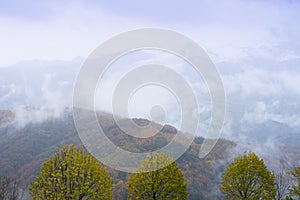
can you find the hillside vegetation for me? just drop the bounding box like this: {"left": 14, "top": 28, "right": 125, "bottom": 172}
{"left": 0, "top": 110, "right": 235, "bottom": 199}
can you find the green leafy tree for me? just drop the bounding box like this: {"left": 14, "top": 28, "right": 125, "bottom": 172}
{"left": 30, "top": 145, "right": 112, "bottom": 200}
{"left": 289, "top": 167, "right": 300, "bottom": 198}
{"left": 127, "top": 152, "right": 188, "bottom": 200}
{"left": 220, "top": 152, "right": 276, "bottom": 200}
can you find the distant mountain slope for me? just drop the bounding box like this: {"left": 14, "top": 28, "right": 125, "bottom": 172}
{"left": 0, "top": 110, "right": 14, "bottom": 135}
{"left": 0, "top": 110, "right": 235, "bottom": 199}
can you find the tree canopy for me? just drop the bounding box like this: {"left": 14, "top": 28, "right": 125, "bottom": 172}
{"left": 289, "top": 167, "right": 300, "bottom": 198}
{"left": 127, "top": 152, "right": 188, "bottom": 200}
{"left": 30, "top": 145, "right": 112, "bottom": 200}
{"left": 220, "top": 152, "right": 276, "bottom": 200}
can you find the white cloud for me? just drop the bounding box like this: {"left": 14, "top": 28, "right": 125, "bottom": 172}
{"left": 0, "top": 84, "right": 16, "bottom": 101}
{"left": 242, "top": 101, "right": 300, "bottom": 128}
{"left": 223, "top": 67, "right": 300, "bottom": 98}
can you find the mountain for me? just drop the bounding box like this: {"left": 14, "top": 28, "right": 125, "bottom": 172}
{"left": 0, "top": 109, "right": 235, "bottom": 200}
{"left": 0, "top": 110, "right": 14, "bottom": 136}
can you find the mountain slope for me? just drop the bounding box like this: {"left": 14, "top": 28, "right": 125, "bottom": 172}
{"left": 0, "top": 110, "right": 234, "bottom": 199}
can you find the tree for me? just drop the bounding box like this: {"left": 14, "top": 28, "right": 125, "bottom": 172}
{"left": 30, "top": 145, "right": 112, "bottom": 200}
{"left": 0, "top": 175, "right": 23, "bottom": 200}
{"left": 0, "top": 176, "right": 10, "bottom": 200}
{"left": 113, "top": 180, "right": 127, "bottom": 200}
{"left": 220, "top": 152, "right": 276, "bottom": 200}
{"left": 127, "top": 152, "right": 188, "bottom": 200}
{"left": 273, "top": 165, "right": 291, "bottom": 200}
{"left": 289, "top": 167, "right": 300, "bottom": 198}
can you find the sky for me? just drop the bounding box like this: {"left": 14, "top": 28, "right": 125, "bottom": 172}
{"left": 1, "top": 0, "right": 300, "bottom": 66}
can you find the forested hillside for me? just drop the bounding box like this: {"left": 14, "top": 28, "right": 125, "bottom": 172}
{"left": 0, "top": 110, "right": 235, "bottom": 199}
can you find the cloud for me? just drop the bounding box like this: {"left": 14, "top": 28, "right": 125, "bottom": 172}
{"left": 12, "top": 74, "right": 71, "bottom": 127}
{"left": 222, "top": 66, "right": 300, "bottom": 98}
{"left": 242, "top": 101, "right": 300, "bottom": 128}
{"left": 92, "top": 49, "right": 213, "bottom": 134}
{"left": 0, "top": 60, "right": 80, "bottom": 127}
{"left": 0, "top": 84, "right": 16, "bottom": 101}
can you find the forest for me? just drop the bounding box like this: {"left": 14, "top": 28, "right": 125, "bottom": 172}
{"left": 0, "top": 110, "right": 299, "bottom": 199}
